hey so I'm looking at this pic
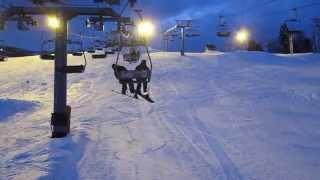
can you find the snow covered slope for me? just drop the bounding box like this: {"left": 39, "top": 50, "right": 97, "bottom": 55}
{"left": 1, "top": 51, "right": 320, "bottom": 180}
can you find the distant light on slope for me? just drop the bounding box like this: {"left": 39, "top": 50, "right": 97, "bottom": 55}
{"left": 47, "top": 15, "right": 60, "bottom": 30}
{"left": 137, "top": 20, "right": 155, "bottom": 38}
{"left": 235, "top": 28, "right": 250, "bottom": 43}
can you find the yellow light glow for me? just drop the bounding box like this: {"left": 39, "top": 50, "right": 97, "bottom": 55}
{"left": 137, "top": 20, "right": 155, "bottom": 38}
{"left": 235, "top": 29, "right": 250, "bottom": 43}
{"left": 47, "top": 16, "right": 60, "bottom": 29}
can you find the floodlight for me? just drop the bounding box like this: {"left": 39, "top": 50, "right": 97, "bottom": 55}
{"left": 235, "top": 28, "right": 250, "bottom": 43}
{"left": 47, "top": 15, "right": 60, "bottom": 29}
{"left": 137, "top": 20, "right": 155, "bottom": 38}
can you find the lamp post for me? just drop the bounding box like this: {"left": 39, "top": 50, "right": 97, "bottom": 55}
{"left": 51, "top": 14, "right": 69, "bottom": 138}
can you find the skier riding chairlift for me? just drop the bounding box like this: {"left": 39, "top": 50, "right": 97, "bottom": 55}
{"left": 112, "top": 64, "right": 135, "bottom": 95}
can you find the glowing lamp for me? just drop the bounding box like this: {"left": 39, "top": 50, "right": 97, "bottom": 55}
{"left": 137, "top": 20, "right": 155, "bottom": 38}
{"left": 235, "top": 28, "right": 250, "bottom": 43}
{"left": 47, "top": 15, "right": 60, "bottom": 29}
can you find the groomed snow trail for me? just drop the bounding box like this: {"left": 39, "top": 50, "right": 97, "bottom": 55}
{"left": 1, "top": 52, "right": 320, "bottom": 180}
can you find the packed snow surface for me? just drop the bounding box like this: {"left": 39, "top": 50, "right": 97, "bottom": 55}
{"left": 0, "top": 51, "right": 320, "bottom": 180}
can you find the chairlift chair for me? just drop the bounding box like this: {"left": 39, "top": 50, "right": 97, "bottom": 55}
{"left": 0, "top": 41, "right": 6, "bottom": 61}
{"left": 69, "top": 40, "right": 84, "bottom": 56}
{"left": 114, "top": 36, "right": 153, "bottom": 84}
{"left": 285, "top": 8, "right": 303, "bottom": 35}
{"left": 65, "top": 39, "right": 87, "bottom": 73}
{"left": 0, "top": 53, "right": 7, "bottom": 62}
{"left": 87, "top": 48, "right": 95, "bottom": 53}
{"left": 105, "top": 49, "right": 115, "bottom": 54}
{"left": 92, "top": 52, "right": 107, "bottom": 59}
{"left": 217, "top": 16, "right": 231, "bottom": 37}
{"left": 40, "top": 40, "right": 55, "bottom": 60}
{"left": 285, "top": 19, "right": 303, "bottom": 35}
{"left": 0, "top": 56, "right": 5, "bottom": 61}
{"left": 72, "top": 52, "right": 83, "bottom": 56}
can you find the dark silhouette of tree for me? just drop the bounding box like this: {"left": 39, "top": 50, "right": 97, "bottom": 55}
{"left": 205, "top": 44, "right": 216, "bottom": 51}
{"left": 279, "top": 23, "right": 290, "bottom": 53}
{"left": 247, "top": 40, "right": 263, "bottom": 51}
{"left": 295, "top": 36, "right": 313, "bottom": 53}
{"left": 278, "top": 23, "right": 313, "bottom": 53}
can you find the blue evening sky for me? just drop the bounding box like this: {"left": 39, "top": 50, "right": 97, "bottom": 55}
{"left": 0, "top": 0, "right": 320, "bottom": 51}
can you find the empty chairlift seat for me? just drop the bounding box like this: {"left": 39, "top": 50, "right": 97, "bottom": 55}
{"left": 217, "top": 16, "right": 231, "bottom": 37}
{"left": 40, "top": 53, "right": 55, "bottom": 60}
{"left": 92, "top": 53, "right": 107, "bottom": 59}
{"left": 63, "top": 65, "right": 85, "bottom": 74}
{"left": 72, "top": 51, "right": 84, "bottom": 56}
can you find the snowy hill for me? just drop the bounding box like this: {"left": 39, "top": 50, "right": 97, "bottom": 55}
{"left": 1, "top": 51, "right": 320, "bottom": 180}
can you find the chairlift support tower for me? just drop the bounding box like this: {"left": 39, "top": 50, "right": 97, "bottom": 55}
{"left": 164, "top": 20, "right": 193, "bottom": 56}
{"left": 1, "top": 5, "right": 121, "bottom": 138}
{"left": 285, "top": 8, "right": 303, "bottom": 54}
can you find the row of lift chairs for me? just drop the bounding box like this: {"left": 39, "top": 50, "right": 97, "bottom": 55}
{"left": 215, "top": 11, "right": 302, "bottom": 39}
{"left": 39, "top": 19, "right": 148, "bottom": 74}
{"left": 216, "top": 8, "right": 303, "bottom": 38}
{"left": 40, "top": 38, "right": 112, "bottom": 61}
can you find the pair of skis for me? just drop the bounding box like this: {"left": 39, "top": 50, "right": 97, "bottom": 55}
{"left": 111, "top": 90, "right": 155, "bottom": 103}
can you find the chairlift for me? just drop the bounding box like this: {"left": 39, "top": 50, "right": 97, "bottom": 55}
{"left": 87, "top": 48, "right": 95, "bottom": 53}
{"left": 92, "top": 53, "right": 107, "bottom": 59}
{"left": 72, "top": 51, "right": 83, "bottom": 56}
{"left": 0, "top": 40, "right": 6, "bottom": 61}
{"left": 64, "top": 38, "right": 87, "bottom": 73}
{"left": 0, "top": 47, "right": 7, "bottom": 62}
{"left": 0, "top": 56, "right": 6, "bottom": 62}
{"left": 217, "top": 16, "right": 231, "bottom": 37}
{"left": 92, "top": 46, "right": 107, "bottom": 59}
{"left": 69, "top": 40, "right": 84, "bottom": 56}
{"left": 40, "top": 39, "right": 55, "bottom": 60}
{"left": 285, "top": 8, "right": 303, "bottom": 35}
{"left": 105, "top": 49, "right": 115, "bottom": 54}
{"left": 114, "top": 34, "right": 153, "bottom": 84}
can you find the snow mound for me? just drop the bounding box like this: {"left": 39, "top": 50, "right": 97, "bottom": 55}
{"left": 0, "top": 99, "right": 39, "bottom": 121}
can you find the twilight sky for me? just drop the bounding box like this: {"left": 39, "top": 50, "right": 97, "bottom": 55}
{"left": 1, "top": 0, "right": 320, "bottom": 51}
